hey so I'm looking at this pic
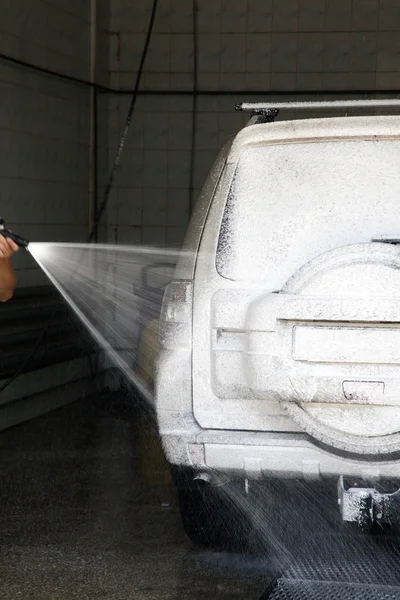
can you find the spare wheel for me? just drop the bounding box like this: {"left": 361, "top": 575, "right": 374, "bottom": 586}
{"left": 245, "top": 243, "right": 400, "bottom": 456}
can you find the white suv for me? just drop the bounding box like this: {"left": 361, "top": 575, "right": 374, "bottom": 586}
{"left": 156, "top": 101, "right": 400, "bottom": 544}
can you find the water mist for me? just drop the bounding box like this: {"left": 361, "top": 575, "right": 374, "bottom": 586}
{"left": 29, "top": 242, "right": 181, "bottom": 406}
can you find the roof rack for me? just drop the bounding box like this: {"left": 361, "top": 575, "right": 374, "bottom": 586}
{"left": 236, "top": 99, "right": 400, "bottom": 123}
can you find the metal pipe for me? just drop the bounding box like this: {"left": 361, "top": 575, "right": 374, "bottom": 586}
{"left": 114, "top": 89, "right": 400, "bottom": 96}
{"left": 0, "top": 52, "right": 398, "bottom": 98}
{"left": 188, "top": 0, "right": 198, "bottom": 215}
{"left": 0, "top": 51, "right": 113, "bottom": 92}
{"left": 89, "top": 0, "right": 98, "bottom": 239}
{"left": 93, "top": 91, "right": 98, "bottom": 241}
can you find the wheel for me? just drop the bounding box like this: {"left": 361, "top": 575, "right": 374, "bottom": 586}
{"left": 172, "top": 469, "right": 251, "bottom": 552}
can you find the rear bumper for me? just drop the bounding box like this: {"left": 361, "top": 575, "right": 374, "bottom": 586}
{"left": 161, "top": 429, "right": 400, "bottom": 481}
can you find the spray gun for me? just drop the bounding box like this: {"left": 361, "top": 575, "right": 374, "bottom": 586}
{"left": 0, "top": 218, "right": 29, "bottom": 250}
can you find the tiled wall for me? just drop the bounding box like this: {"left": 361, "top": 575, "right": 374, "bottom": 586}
{"left": 0, "top": 0, "right": 94, "bottom": 286}
{"left": 2, "top": 1, "right": 399, "bottom": 259}
{"left": 107, "top": 0, "right": 400, "bottom": 248}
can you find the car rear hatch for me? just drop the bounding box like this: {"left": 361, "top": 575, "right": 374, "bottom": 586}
{"left": 192, "top": 115, "right": 400, "bottom": 456}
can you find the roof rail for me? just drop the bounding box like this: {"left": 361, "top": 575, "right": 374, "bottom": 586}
{"left": 236, "top": 99, "right": 400, "bottom": 123}
{"left": 237, "top": 99, "right": 400, "bottom": 111}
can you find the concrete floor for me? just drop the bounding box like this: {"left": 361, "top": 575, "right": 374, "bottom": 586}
{"left": 0, "top": 394, "right": 269, "bottom": 599}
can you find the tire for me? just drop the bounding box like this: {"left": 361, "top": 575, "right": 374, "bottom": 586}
{"left": 173, "top": 470, "right": 251, "bottom": 552}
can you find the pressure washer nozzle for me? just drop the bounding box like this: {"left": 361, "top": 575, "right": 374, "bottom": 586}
{"left": 0, "top": 218, "right": 30, "bottom": 250}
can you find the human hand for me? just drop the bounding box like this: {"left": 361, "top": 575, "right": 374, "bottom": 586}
{"left": 0, "top": 235, "right": 19, "bottom": 259}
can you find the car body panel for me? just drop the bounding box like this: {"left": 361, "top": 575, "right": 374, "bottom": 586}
{"left": 155, "top": 115, "right": 400, "bottom": 478}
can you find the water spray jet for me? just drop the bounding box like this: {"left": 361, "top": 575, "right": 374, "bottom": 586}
{"left": 26, "top": 242, "right": 183, "bottom": 409}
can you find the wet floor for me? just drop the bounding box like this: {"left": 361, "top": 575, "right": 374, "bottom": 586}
{"left": 0, "top": 393, "right": 269, "bottom": 599}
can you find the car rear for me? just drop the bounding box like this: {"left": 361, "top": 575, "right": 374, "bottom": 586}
{"left": 156, "top": 113, "right": 400, "bottom": 526}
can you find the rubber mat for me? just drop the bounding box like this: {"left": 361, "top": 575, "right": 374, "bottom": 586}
{"left": 265, "top": 580, "right": 400, "bottom": 600}
{"left": 263, "top": 535, "right": 400, "bottom": 599}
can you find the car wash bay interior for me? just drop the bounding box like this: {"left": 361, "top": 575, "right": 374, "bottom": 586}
{"left": 1, "top": 0, "right": 400, "bottom": 598}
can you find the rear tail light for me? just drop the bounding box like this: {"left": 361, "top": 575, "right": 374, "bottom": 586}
{"left": 159, "top": 280, "right": 193, "bottom": 349}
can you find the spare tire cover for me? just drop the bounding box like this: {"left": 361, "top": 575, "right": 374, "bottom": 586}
{"left": 279, "top": 243, "right": 400, "bottom": 456}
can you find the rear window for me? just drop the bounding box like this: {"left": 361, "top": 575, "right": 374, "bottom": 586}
{"left": 216, "top": 139, "right": 400, "bottom": 283}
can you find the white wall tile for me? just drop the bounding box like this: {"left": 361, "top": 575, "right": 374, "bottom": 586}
{"left": 118, "top": 149, "right": 144, "bottom": 187}
{"left": 272, "top": 0, "right": 299, "bottom": 32}
{"left": 142, "top": 226, "right": 166, "bottom": 247}
{"left": 376, "top": 71, "right": 400, "bottom": 89}
{"left": 167, "top": 150, "right": 191, "bottom": 188}
{"left": 377, "top": 32, "right": 400, "bottom": 71}
{"left": 198, "top": 34, "right": 221, "bottom": 73}
{"left": 196, "top": 95, "right": 220, "bottom": 113}
{"left": 143, "top": 150, "right": 168, "bottom": 189}
{"left": 221, "top": 34, "right": 246, "bottom": 72}
{"left": 168, "top": 112, "right": 193, "bottom": 150}
{"left": 221, "top": 0, "right": 247, "bottom": 33}
{"left": 296, "top": 72, "right": 323, "bottom": 90}
{"left": 349, "top": 72, "right": 376, "bottom": 90}
{"left": 113, "top": 225, "right": 141, "bottom": 245}
{"left": 297, "top": 33, "right": 323, "bottom": 72}
{"left": 144, "top": 73, "right": 171, "bottom": 90}
{"left": 270, "top": 71, "right": 297, "bottom": 90}
{"left": 378, "top": 0, "right": 400, "bottom": 31}
{"left": 219, "top": 73, "right": 246, "bottom": 89}
{"left": 144, "top": 112, "right": 169, "bottom": 149}
{"left": 247, "top": 0, "right": 274, "bottom": 33}
{"left": 167, "top": 96, "right": 193, "bottom": 112}
{"left": 124, "top": 116, "right": 144, "bottom": 151}
{"left": 298, "top": 0, "right": 325, "bottom": 31}
{"left": 115, "top": 188, "right": 143, "bottom": 226}
{"left": 197, "top": 73, "right": 220, "bottom": 90}
{"left": 246, "top": 33, "right": 271, "bottom": 73}
{"left": 145, "top": 33, "right": 170, "bottom": 72}
{"left": 271, "top": 33, "right": 298, "bottom": 72}
{"left": 118, "top": 33, "right": 146, "bottom": 72}
{"left": 135, "top": 96, "right": 166, "bottom": 112}
{"left": 217, "top": 113, "right": 243, "bottom": 146}
{"left": 142, "top": 188, "right": 167, "bottom": 225}
{"left": 325, "top": 0, "right": 352, "bottom": 31}
{"left": 323, "top": 32, "right": 351, "bottom": 72}
{"left": 245, "top": 72, "right": 271, "bottom": 91}
{"left": 322, "top": 72, "right": 351, "bottom": 90}
{"left": 170, "top": 34, "right": 194, "bottom": 72}
{"left": 169, "top": 72, "right": 193, "bottom": 90}
{"left": 153, "top": 0, "right": 172, "bottom": 33}
{"left": 111, "top": 2, "right": 146, "bottom": 32}
{"left": 197, "top": 0, "right": 222, "bottom": 33}
{"left": 166, "top": 226, "right": 186, "bottom": 248}
{"left": 167, "top": 189, "right": 190, "bottom": 227}
{"left": 192, "top": 152, "right": 213, "bottom": 189}
{"left": 195, "top": 113, "right": 219, "bottom": 150}
{"left": 170, "top": 0, "right": 193, "bottom": 33}
{"left": 350, "top": 32, "right": 377, "bottom": 72}
{"left": 352, "top": 0, "right": 379, "bottom": 31}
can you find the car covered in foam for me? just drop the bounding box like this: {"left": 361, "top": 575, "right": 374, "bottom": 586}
{"left": 155, "top": 101, "right": 400, "bottom": 542}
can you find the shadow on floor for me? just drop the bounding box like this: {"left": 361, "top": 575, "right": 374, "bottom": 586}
{"left": 0, "top": 392, "right": 269, "bottom": 599}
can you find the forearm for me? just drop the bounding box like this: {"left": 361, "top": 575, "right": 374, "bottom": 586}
{"left": 0, "top": 258, "right": 16, "bottom": 302}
